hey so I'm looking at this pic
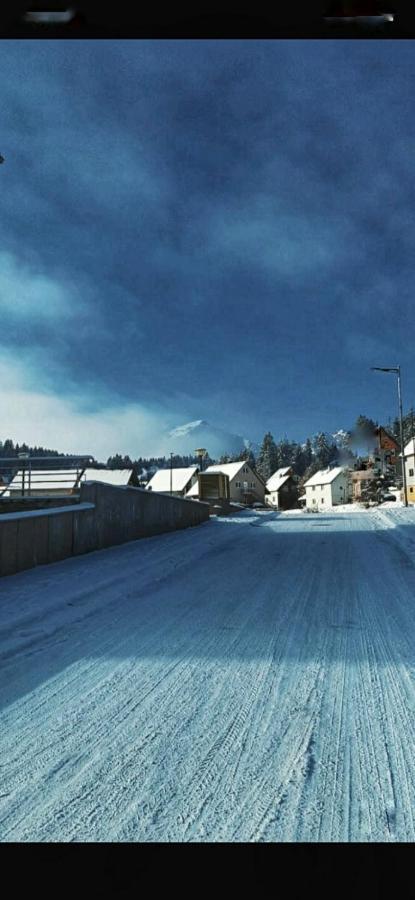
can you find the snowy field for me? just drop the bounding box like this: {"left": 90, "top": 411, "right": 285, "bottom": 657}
{"left": 2, "top": 505, "right": 415, "bottom": 841}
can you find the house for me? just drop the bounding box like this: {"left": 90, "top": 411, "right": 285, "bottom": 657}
{"left": 187, "top": 461, "right": 265, "bottom": 505}
{"left": 145, "top": 466, "right": 198, "bottom": 497}
{"left": 402, "top": 438, "right": 415, "bottom": 504}
{"left": 304, "top": 467, "right": 350, "bottom": 509}
{"left": 80, "top": 468, "right": 139, "bottom": 487}
{"left": 265, "top": 466, "right": 299, "bottom": 510}
{"left": 372, "top": 426, "right": 399, "bottom": 473}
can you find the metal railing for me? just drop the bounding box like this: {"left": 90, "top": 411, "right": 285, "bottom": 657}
{"left": 0, "top": 455, "right": 95, "bottom": 497}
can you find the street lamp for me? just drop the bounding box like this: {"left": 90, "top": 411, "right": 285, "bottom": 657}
{"left": 370, "top": 366, "right": 408, "bottom": 507}
{"left": 195, "top": 448, "right": 208, "bottom": 472}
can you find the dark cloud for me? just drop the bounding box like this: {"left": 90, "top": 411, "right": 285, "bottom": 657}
{"left": 0, "top": 40, "right": 414, "bottom": 444}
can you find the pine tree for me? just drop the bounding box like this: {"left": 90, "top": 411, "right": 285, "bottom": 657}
{"left": 313, "top": 432, "right": 331, "bottom": 468}
{"left": 360, "top": 470, "right": 396, "bottom": 506}
{"left": 277, "top": 438, "right": 293, "bottom": 468}
{"left": 303, "top": 438, "right": 313, "bottom": 469}
{"left": 291, "top": 443, "right": 307, "bottom": 477}
{"left": 237, "top": 447, "right": 256, "bottom": 469}
{"left": 256, "top": 432, "right": 279, "bottom": 482}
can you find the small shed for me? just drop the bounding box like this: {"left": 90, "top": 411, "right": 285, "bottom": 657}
{"left": 187, "top": 471, "right": 230, "bottom": 502}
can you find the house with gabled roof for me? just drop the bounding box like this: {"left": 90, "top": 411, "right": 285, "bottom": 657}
{"left": 304, "top": 467, "right": 350, "bottom": 509}
{"left": 402, "top": 438, "right": 415, "bottom": 504}
{"left": 372, "top": 426, "right": 399, "bottom": 473}
{"left": 80, "top": 468, "right": 139, "bottom": 487}
{"left": 265, "top": 466, "right": 299, "bottom": 510}
{"left": 145, "top": 466, "right": 198, "bottom": 497}
{"left": 187, "top": 460, "right": 265, "bottom": 505}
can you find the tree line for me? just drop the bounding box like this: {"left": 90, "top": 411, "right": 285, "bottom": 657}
{"left": 2, "top": 409, "right": 413, "bottom": 486}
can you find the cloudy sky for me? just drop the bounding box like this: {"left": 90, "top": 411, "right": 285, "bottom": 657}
{"left": 1, "top": 39, "right": 414, "bottom": 459}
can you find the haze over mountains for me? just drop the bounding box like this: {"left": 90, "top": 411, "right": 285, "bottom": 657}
{"left": 156, "top": 420, "right": 252, "bottom": 459}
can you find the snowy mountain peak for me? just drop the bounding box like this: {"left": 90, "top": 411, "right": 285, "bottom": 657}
{"left": 159, "top": 419, "right": 249, "bottom": 459}
{"left": 168, "top": 420, "right": 208, "bottom": 439}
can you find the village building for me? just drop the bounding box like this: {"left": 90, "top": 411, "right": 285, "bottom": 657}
{"left": 145, "top": 466, "right": 198, "bottom": 497}
{"left": 265, "top": 467, "right": 299, "bottom": 510}
{"left": 187, "top": 461, "right": 265, "bottom": 505}
{"left": 304, "top": 467, "right": 350, "bottom": 509}
{"left": 372, "top": 426, "right": 399, "bottom": 474}
{"left": 402, "top": 438, "right": 415, "bottom": 504}
{"left": 80, "top": 468, "right": 139, "bottom": 487}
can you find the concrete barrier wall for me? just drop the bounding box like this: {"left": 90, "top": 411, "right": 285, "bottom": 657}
{"left": 0, "top": 495, "right": 80, "bottom": 514}
{"left": 76, "top": 482, "right": 209, "bottom": 551}
{"left": 0, "top": 483, "right": 209, "bottom": 577}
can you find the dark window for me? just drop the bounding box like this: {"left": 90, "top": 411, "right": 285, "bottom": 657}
{"left": 410, "top": 468, "right": 414, "bottom": 477}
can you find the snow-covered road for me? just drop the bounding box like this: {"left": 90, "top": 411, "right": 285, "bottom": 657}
{"left": 2, "top": 506, "right": 415, "bottom": 842}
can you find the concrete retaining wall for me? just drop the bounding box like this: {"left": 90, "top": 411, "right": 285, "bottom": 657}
{"left": 0, "top": 483, "right": 209, "bottom": 577}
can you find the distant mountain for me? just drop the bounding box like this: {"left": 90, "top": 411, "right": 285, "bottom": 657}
{"left": 158, "top": 419, "right": 249, "bottom": 459}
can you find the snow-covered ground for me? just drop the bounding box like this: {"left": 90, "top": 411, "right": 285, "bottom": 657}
{"left": 2, "top": 506, "right": 415, "bottom": 841}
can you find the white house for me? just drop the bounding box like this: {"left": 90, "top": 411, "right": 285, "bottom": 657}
{"left": 145, "top": 466, "right": 198, "bottom": 497}
{"left": 80, "top": 468, "right": 138, "bottom": 487}
{"left": 304, "top": 467, "right": 350, "bottom": 509}
{"left": 187, "top": 461, "right": 265, "bottom": 504}
{"left": 265, "top": 467, "right": 298, "bottom": 510}
{"left": 403, "top": 438, "right": 415, "bottom": 504}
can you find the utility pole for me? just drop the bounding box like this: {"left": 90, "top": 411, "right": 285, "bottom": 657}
{"left": 371, "top": 366, "right": 408, "bottom": 507}
{"left": 170, "top": 452, "right": 173, "bottom": 495}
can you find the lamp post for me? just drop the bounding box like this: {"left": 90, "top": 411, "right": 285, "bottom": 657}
{"left": 170, "top": 452, "right": 174, "bottom": 495}
{"left": 195, "top": 448, "right": 207, "bottom": 472}
{"left": 370, "top": 366, "right": 408, "bottom": 507}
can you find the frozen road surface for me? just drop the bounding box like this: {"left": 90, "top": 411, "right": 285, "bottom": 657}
{"left": 2, "top": 506, "right": 415, "bottom": 841}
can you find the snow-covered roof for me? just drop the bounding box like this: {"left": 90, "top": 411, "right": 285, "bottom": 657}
{"left": 81, "top": 468, "right": 133, "bottom": 486}
{"left": 204, "top": 461, "right": 247, "bottom": 480}
{"left": 5, "top": 469, "right": 82, "bottom": 492}
{"left": 266, "top": 468, "right": 292, "bottom": 490}
{"left": 186, "top": 481, "right": 199, "bottom": 497}
{"left": 146, "top": 466, "right": 198, "bottom": 493}
{"left": 267, "top": 475, "right": 291, "bottom": 492}
{"left": 304, "top": 467, "right": 346, "bottom": 487}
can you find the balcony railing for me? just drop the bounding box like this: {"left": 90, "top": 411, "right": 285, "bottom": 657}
{"left": 0, "top": 455, "right": 94, "bottom": 498}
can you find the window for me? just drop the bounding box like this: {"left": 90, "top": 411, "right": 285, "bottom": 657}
{"left": 312, "top": 498, "right": 316, "bottom": 504}
{"left": 410, "top": 468, "right": 414, "bottom": 477}
{"left": 411, "top": 487, "right": 414, "bottom": 493}
{"left": 312, "top": 486, "right": 316, "bottom": 491}
{"left": 321, "top": 485, "right": 324, "bottom": 490}
{"left": 321, "top": 498, "right": 324, "bottom": 504}
{"left": 235, "top": 481, "right": 241, "bottom": 487}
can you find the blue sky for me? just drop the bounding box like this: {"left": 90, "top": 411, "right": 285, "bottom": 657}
{"left": 1, "top": 39, "right": 414, "bottom": 458}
